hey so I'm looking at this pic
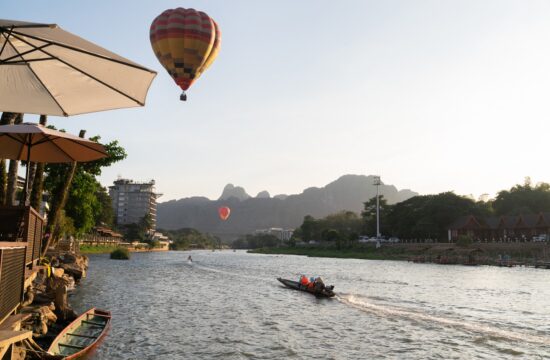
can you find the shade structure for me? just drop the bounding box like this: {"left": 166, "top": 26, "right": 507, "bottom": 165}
{"left": 0, "top": 123, "right": 107, "bottom": 162}
{"left": 0, "top": 122, "right": 108, "bottom": 203}
{"left": 0, "top": 19, "right": 157, "bottom": 116}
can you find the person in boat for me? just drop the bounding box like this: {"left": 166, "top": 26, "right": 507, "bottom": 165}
{"left": 187, "top": 255, "right": 192, "bottom": 262}
{"left": 314, "top": 277, "right": 325, "bottom": 292}
{"left": 299, "top": 275, "right": 310, "bottom": 286}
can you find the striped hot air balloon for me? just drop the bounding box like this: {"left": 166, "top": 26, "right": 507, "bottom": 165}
{"left": 150, "top": 8, "right": 221, "bottom": 101}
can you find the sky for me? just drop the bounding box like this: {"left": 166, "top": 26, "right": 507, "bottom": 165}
{"left": 3, "top": 1, "right": 550, "bottom": 202}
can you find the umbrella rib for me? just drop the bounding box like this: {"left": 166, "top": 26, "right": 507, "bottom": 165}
{"left": 9, "top": 29, "right": 156, "bottom": 74}
{"left": 40, "top": 134, "right": 107, "bottom": 158}
{"left": 60, "top": 137, "right": 108, "bottom": 157}
{"left": 0, "top": 133, "right": 24, "bottom": 143}
{"left": 0, "top": 26, "right": 14, "bottom": 57}
{"left": 16, "top": 134, "right": 29, "bottom": 160}
{"left": 26, "top": 62, "right": 69, "bottom": 116}
{"left": 4, "top": 34, "right": 69, "bottom": 116}
{"left": 8, "top": 32, "right": 145, "bottom": 106}
{"left": 47, "top": 136, "right": 78, "bottom": 161}
{"left": 0, "top": 24, "right": 56, "bottom": 30}
{"left": 0, "top": 43, "right": 52, "bottom": 64}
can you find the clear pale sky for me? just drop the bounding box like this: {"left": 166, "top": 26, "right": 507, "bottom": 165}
{"left": 3, "top": 1, "right": 549, "bottom": 201}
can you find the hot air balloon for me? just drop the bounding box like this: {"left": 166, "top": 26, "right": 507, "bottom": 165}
{"left": 218, "top": 206, "right": 231, "bottom": 221}
{"left": 150, "top": 7, "right": 221, "bottom": 101}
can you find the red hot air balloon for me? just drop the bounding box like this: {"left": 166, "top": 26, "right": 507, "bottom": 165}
{"left": 218, "top": 206, "right": 230, "bottom": 221}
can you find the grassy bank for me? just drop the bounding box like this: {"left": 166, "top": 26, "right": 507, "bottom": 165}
{"left": 250, "top": 242, "right": 550, "bottom": 264}
{"left": 80, "top": 245, "right": 121, "bottom": 254}
{"left": 249, "top": 246, "right": 414, "bottom": 261}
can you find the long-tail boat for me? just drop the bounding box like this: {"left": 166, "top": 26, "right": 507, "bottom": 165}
{"left": 277, "top": 277, "right": 335, "bottom": 298}
{"left": 47, "top": 308, "right": 111, "bottom": 359}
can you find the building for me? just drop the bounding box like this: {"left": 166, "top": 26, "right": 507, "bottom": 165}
{"left": 109, "top": 179, "right": 161, "bottom": 229}
{"left": 254, "top": 228, "right": 294, "bottom": 242}
{"left": 449, "top": 212, "right": 550, "bottom": 242}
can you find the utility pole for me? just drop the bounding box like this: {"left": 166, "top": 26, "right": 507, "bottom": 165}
{"left": 373, "top": 175, "right": 381, "bottom": 238}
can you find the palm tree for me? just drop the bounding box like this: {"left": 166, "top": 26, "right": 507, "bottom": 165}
{"left": 0, "top": 112, "right": 19, "bottom": 204}
{"left": 30, "top": 115, "right": 48, "bottom": 209}
{"left": 6, "top": 113, "right": 23, "bottom": 205}
{"left": 43, "top": 129, "right": 85, "bottom": 254}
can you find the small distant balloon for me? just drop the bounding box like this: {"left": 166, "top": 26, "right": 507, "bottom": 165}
{"left": 218, "top": 206, "right": 230, "bottom": 221}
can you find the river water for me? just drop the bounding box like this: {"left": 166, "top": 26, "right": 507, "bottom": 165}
{"left": 70, "top": 250, "right": 550, "bottom": 359}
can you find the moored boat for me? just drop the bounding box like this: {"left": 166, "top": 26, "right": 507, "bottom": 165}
{"left": 47, "top": 308, "right": 111, "bottom": 359}
{"left": 277, "top": 277, "right": 335, "bottom": 298}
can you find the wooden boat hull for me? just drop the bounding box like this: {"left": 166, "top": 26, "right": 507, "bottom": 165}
{"left": 277, "top": 278, "right": 335, "bottom": 298}
{"left": 47, "top": 308, "right": 111, "bottom": 359}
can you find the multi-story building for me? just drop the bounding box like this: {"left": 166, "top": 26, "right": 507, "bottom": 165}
{"left": 109, "top": 179, "right": 161, "bottom": 230}
{"left": 254, "top": 228, "right": 294, "bottom": 242}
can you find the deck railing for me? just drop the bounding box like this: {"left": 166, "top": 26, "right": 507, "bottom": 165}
{"left": 0, "top": 247, "right": 26, "bottom": 323}
{"left": 0, "top": 206, "right": 44, "bottom": 268}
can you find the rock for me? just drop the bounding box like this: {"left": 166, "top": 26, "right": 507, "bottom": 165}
{"left": 52, "top": 267, "right": 65, "bottom": 278}
{"left": 21, "top": 287, "right": 34, "bottom": 307}
{"left": 39, "top": 305, "right": 58, "bottom": 324}
{"left": 12, "top": 346, "right": 26, "bottom": 360}
{"left": 62, "top": 253, "right": 77, "bottom": 264}
{"left": 60, "top": 263, "right": 84, "bottom": 281}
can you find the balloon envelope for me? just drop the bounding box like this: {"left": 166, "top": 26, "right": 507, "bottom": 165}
{"left": 218, "top": 206, "right": 230, "bottom": 221}
{"left": 150, "top": 7, "right": 221, "bottom": 95}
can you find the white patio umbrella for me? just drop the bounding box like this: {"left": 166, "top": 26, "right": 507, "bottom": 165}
{"left": 0, "top": 122, "right": 107, "bottom": 202}
{"left": 0, "top": 19, "right": 156, "bottom": 116}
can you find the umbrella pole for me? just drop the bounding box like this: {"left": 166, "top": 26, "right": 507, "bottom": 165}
{"left": 23, "top": 137, "right": 31, "bottom": 207}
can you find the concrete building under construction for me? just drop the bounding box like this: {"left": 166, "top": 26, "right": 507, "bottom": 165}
{"left": 109, "top": 179, "right": 161, "bottom": 229}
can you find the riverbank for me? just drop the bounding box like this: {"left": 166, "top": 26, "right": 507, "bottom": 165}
{"left": 80, "top": 245, "right": 170, "bottom": 254}
{"left": 249, "top": 242, "right": 550, "bottom": 266}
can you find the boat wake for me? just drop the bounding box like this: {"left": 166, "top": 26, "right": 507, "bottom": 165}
{"left": 337, "top": 294, "right": 550, "bottom": 346}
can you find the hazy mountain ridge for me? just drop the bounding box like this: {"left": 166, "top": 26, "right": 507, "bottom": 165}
{"left": 157, "top": 175, "right": 418, "bottom": 239}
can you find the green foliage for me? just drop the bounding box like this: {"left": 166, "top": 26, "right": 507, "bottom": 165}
{"left": 44, "top": 131, "right": 126, "bottom": 238}
{"left": 80, "top": 245, "right": 120, "bottom": 254}
{"left": 123, "top": 223, "right": 145, "bottom": 242}
{"left": 456, "top": 235, "right": 473, "bottom": 247}
{"left": 293, "top": 211, "right": 361, "bottom": 246}
{"left": 361, "top": 196, "right": 390, "bottom": 235}
{"left": 299, "top": 215, "right": 316, "bottom": 242}
{"left": 386, "top": 192, "right": 492, "bottom": 240}
{"left": 162, "top": 228, "right": 218, "bottom": 250}
{"left": 149, "top": 240, "right": 160, "bottom": 249}
{"left": 110, "top": 247, "right": 130, "bottom": 260}
{"left": 492, "top": 179, "right": 550, "bottom": 215}
{"left": 64, "top": 172, "right": 102, "bottom": 235}
{"left": 233, "top": 233, "right": 280, "bottom": 249}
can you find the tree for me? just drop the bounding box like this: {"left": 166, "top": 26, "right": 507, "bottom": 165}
{"left": 95, "top": 187, "right": 114, "bottom": 227}
{"left": 386, "top": 192, "right": 492, "bottom": 240}
{"left": 45, "top": 130, "right": 84, "bottom": 245}
{"left": 30, "top": 115, "right": 48, "bottom": 209}
{"left": 63, "top": 172, "right": 102, "bottom": 235}
{"left": 43, "top": 129, "right": 127, "bottom": 250}
{"left": 361, "top": 196, "right": 391, "bottom": 236}
{"left": 300, "top": 215, "right": 317, "bottom": 242}
{"left": 492, "top": 180, "right": 550, "bottom": 216}
{"left": 0, "top": 112, "right": 18, "bottom": 205}
{"left": 6, "top": 113, "right": 23, "bottom": 205}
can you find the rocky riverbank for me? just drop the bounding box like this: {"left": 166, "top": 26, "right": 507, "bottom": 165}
{"left": 17, "top": 250, "right": 89, "bottom": 357}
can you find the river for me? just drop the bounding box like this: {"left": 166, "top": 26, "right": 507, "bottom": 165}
{"left": 70, "top": 250, "right": 550, "bottom": 359}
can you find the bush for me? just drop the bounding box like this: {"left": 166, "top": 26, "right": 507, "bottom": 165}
{"left": 110, "top": 247, "right": 130, "bottom": 260}
{"left": 456, "top": 235, "right": 473, "bottom": 247}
